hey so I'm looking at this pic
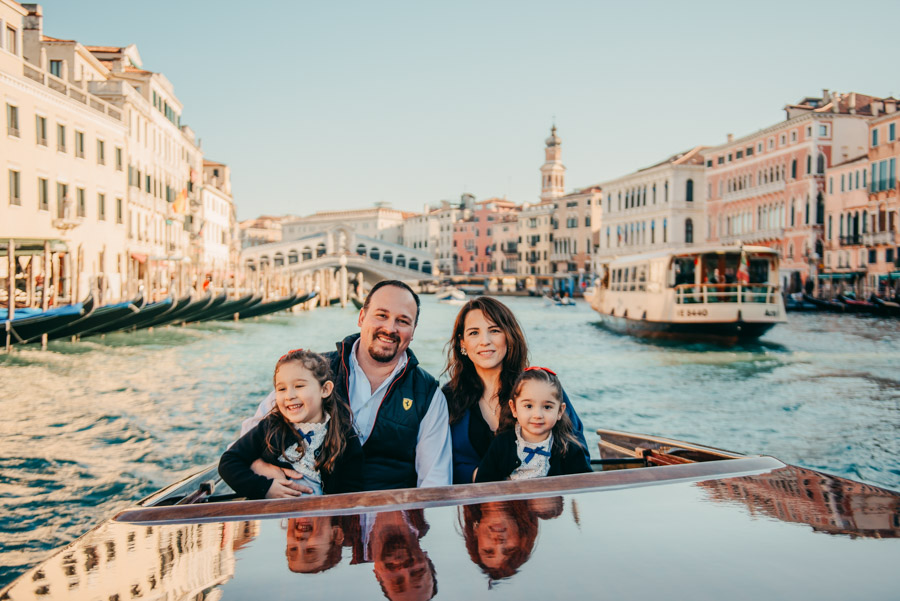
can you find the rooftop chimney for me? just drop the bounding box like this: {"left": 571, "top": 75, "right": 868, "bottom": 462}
{"left": 727, "top": 133, "right": 734, "bottom": 143}
{"left": 21, "top": 4, "right": 42, "bottom": 67}
{"left": 832, "top": 91, "right": 840, "bottom": 113}
{"left": 822, "top": 89, "right": 830, "bottom": 102}
{"left": 849, "top": 92, "right": 857, "bottom": 115}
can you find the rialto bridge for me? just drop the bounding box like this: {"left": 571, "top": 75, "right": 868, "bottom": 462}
{"left": 240, "top": 227, "right": 435, "bottom": 305}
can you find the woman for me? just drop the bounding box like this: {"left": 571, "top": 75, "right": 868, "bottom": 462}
{"left": 443, "top": 297, "right": 589, "bottom": 484}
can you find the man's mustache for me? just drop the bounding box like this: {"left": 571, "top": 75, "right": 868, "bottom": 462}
{"left": 373, "top": 329, "right": 400, "bottom": 343}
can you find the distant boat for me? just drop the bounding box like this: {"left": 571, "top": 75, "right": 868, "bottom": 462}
{"left": 589, "top": 245, "right": 785, "bottom": 343}
{"left": 435, "top": 286, "right": 466, "bottom": 303}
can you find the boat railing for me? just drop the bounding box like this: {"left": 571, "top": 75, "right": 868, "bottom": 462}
{"left": 674, "top": 283, "right": 778, "bottom": 305}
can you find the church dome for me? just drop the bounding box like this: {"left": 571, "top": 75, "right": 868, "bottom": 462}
{"left": 545, "top": 125, "right": 560, "bottom": 147}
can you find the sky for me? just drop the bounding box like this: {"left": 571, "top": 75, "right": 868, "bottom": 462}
{"left": 36, "top": 0, "right": 900, "bottom": 220}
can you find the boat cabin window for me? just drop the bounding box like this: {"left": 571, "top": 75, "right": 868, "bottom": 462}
{"left": 748, "top": 257, "right": 770, "bottom": 284}
{"left": 629, "top": 266, "right": 637, "bottom": 291}
{"left": 670, "top": 257, "right": 695, "bottom": 287}
{"left": 637, "top": 265, "right": 647, "bottom": 291}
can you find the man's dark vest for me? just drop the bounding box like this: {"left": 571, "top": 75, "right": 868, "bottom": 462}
{"left": 325, "top": 334, "right": 439, "bottom": 491}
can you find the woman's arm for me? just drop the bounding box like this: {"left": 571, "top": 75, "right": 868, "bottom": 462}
{"left": 474, "top": 434, "right": 514, "bottom": 483}
{"left": 561, "top": 389, "right": 592, "bottom": 464}
{"left": 450, "top": 415, "right": 482, "bottom": 484}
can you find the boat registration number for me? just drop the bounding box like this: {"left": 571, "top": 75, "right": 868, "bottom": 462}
{"left": 677, "top": 308, "right": 708, "bottom": 317}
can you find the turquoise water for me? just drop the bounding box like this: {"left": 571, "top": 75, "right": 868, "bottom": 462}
{"left": 1, "top": 296, "right": 898, "bottom": 587}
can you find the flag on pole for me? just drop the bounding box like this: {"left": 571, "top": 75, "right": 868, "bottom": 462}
{"left": 737, "top": 252, "right": 750, "bottom": 284}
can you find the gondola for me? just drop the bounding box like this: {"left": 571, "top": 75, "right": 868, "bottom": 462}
{"left": 872, "top": 296, "right": 900, "bottom": 317}
{"left": 46, "top": 295, "right": 144, "bottom": 341}
{"left": 3, "top": 295, "right": 95, "bottom": 345}
{"left": 837, "top": 294, "right": 879, "bottom": 314}
{"left": 235, "top": 292, "right": 312, "bottom": 320}
{"left": 197, "top": 294, "right": 262, "bottom": 323}
{"left": 89, "top": 296, "right": 176, "bottom": 334}
{"left": 142, "top": 293, "right": 214, "bottom": 329}
{"left": 180, "top": 293, "right": 230, "bottom": 323}
{"left": 801, "top": 293, "right": 846, "bottom": 313}
{"left": 350, "top": 294, "right": 364, "bottom": 309}
{"left": 3, "top": 428, "right": 897, "bottom": 600}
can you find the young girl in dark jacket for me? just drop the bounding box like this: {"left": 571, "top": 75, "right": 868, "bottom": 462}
{"left": 220, "top": 349, "right": 364, "bottom": 498}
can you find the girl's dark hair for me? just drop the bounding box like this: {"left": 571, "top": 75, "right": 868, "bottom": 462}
{"left": 506, "top": 367, "right": 582, "bottom": 456}
{"left": 264, "top": 349, "right": 353, "bottom": 474}
{"left": 459, "top": 501, "right": 538, "bottom": 580}
{"left": 443, "top": 297, "right": 528, "bottom": 424}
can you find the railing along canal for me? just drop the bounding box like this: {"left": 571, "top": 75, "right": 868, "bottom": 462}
{"left": 674, "top": 283, "right": 778, "bottom": 305}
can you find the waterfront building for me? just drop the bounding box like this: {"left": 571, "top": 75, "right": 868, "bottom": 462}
{"left": 85, "top": 42, "right": 204, "bottom": 298}
{"left": 517, "top": 200, "right": 554, "bottom": 276}
{"left": 594, "top": 147, "right": 706, "bottom": 273}
{"left": 452, "top": 197, "right": 517, "bottom": 276}
{"left": 239, "top": 215, "right": 282, "bottom": 249}
{"left": 401, "top": 204, "right": 440, "bottom": 270}
{"left": 821, "top": 155, "right": 869, "bottom": 295}
{"left": 2, "top": 1, "right": 129, "bottom": 302}
{"left": 863, "top": 107, "right": 900, "bottom": 295}
{"left": 199, "top": 159, "right": 236, "bottom": 275}
{"left": 433, "top": 194, "right": 472, "bottom": 276}
{"left": 704, "top": 91, "right": 878, "bottom": 293}
{"left": 550, "top": 186, "right": 602, "bottom": 280}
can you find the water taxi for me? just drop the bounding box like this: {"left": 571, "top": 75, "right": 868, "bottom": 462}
{"left": 2, "top": 429, "right": 897, "bottom": 600}
{"left": 589, "top": 245, "right": 786, "bottom": 343}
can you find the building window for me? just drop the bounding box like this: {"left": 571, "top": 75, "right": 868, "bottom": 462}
{"left": 76, "top": 187, "right": 86, "bottom": 217}
{"left": 98, "top": 193, "right": 106, "bottom": 221}
{"left": 841, "top": 174, "right": 845, "bottom": 192}
{"left": 685, "top": 218, "right": 693, "bottom": 244}
{"left": 49, "top": 60, "right": 62, "bottom": 77}
{"left": 75, "top": 130, "right": 85, "bottom": 158}
{"left": 6, "top": 26, "right": 17, "bottom": 55}
{"left": 35, "top": 115, "right": 47, "bottom": 145}
{"left": 780, "top": 134, "right": 786, "bottom": 145}
{"left": 8, "top": 169, "right": 20, "bottom": 205}
{"left": 6, "top": 103, "right": 19, "bottom": 137}
{"left": 57, "top": 124, "right": 66, "bottom": 152}
{"left": 116, "top": 197, "right": 123, "bottom": 224}
{"left": 869, "top": 249, "right": 877, "bottom": 264}
{"left": 38, "top": 177, "right": 48, "bottom": 210}
{"left": 829, "top": 178, "right": 833, "bottom": 194}
{"left": 97, "top": 140, "right": 105, "bottom": 165}
{"left": 872, "top": 128, "right": 879, "bottom": 147}
{"left": 115, "top": 147, "right": 123, "bottom": 171}
{"left": 890, "top": 123, "right": 896, "bottom": 142}
{"left": 819, "top": 124, "right": 828, "bottom": 137}
{"left": 791, "top": 131, "right": 797, "bottom": 142}
{"left": 827, "top": 215, "right": 832, "bottom": 239}
{"left": 791, "top": 159, "right": 797, "bottom": 179}
{"left": 817, "top": 154, "right": 825, "bottom": 174}
{"left": 56, "top": 182, "right": 68, "bottom": 218}
{"left": 686, "top": 179, "right": 694, "bottom": 202}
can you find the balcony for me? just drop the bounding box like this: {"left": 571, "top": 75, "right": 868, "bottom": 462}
{"left": 840, "top": 235, "right": 862, "bottom": 246}
{"left": 22, "top": 64, "right": 123, "bottom": 122}
{"left": 721, "top": 179, "right": 785, "bottom": 203}
{"left": 719, "top": 227, "right": 785, "bottom": 245}
{"left": 863, "top": 231, "right": 896, "bottom": 246}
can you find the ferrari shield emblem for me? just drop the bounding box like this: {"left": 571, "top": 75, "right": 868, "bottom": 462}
{"left": 403, "top": 398, "right": 413, "bottom": 411}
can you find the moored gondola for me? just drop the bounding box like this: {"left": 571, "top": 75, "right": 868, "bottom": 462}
{"left": 3, "top": 295, "right": 95, "bottom": 345}
{"left": 180, "top": 293, "right": 230, "bottom": 323}
{"left": 46, "top": 296, "right": 143, "bottom": 341}
{"left": 837, "top": 294, "right": 879, "bottom": 314}
{"left": 142, "top": 293, "right": 214, "bottom": 328}
{"left": 802, "top": 293, "right": 845, "bottom": 313}
{"left": 235, "top": 292, "right": 313, "bottom": 320}
{"left": 198, "top": 294, "right": 261, "bottom": 322}
{"left": 90, "top": 296, "right": 175, "bottom": 335}
{"left": 873, "top": 296, "right": 900, "bottom": 317}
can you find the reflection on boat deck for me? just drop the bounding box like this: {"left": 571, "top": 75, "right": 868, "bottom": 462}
{"left": 698, "top": 465, "right": 900, "bottom": 538}
{"left": 4, "top": 520, "right": 258, "bottom": 601}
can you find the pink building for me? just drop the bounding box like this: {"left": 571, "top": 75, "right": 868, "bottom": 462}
{"left": 704, "top": 92, "right": 880, "bottom": 293}
{"left": 452, "top": 198, "right": 518, "bottom": 276}
{"left": 822, "top": 156, "right": 869, "bottom": 293}
{"left": 865, "top": 108, "right": 900, "bottom": 295}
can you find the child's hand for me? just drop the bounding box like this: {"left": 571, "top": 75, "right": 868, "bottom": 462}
{"left": 266, "top": 477, "right": 306, "bottom": 499}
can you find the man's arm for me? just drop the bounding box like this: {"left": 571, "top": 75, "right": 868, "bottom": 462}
{"left": 414, "top": 388, "right": 453, "bottom": 488}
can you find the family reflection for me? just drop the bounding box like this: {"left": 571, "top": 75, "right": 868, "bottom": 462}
{"left": 284, "top": 510, "right": 437, "bottom": 601}
{"left": 460, "top": 498, "right": 563, "bottom": 582}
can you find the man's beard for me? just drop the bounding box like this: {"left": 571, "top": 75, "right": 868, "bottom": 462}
{"left": 368, "top": 330, "right": 400, "bottom": 363}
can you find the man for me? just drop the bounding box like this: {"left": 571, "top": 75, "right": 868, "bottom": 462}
{"left": 242, "top": 280, "right": 452, "bottom": 493}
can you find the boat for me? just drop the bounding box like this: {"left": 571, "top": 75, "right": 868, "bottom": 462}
{"left": 784, "top": 293, "right": 820, "bottom": 312}
{"left": 147, "top": 293, "right": 217, "bottom": 328}
{"left": 872, "top": 296, "right": 900, "bottom": 317}
{"left": 544, "top": 294, "right": 576, "bottom": 307}
{"left": 197, "top": 294, "right": 261, "bottom": 322}
{"left": 350, "top": 294, "right": 364, "bottom": 309}
{"left": 435, "top": 285, "right": 466, "bottom": 304}
{"left": 802, "top": 293, "right": 845, "bottom": 313}
{"left": 46, "top": 296, "right": 144, "bottom": 341}
{"left": 89, "top": 296, "right": 176, "bottom": 335}
{"left": 235, "top": 292, "right": 313, "bottom": 320}
{"left": 589, "top": 245, "right": 786, "bottom": 343}
{"left": 837, "top": 294, "right": 879, "bottom": 314}
{"left": 2, "top": 428, "right": 897, "bottom": 600}
{"left": 2, "top": 295, "right": 95, "bottom": 345}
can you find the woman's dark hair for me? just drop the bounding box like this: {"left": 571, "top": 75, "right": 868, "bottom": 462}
{"left": 506, "top": 367, "right": 583, "bottom": 456}
{"left": 443, "top": 297, "right": 528, "bottom": 424}
{"left": 264, "top": 349, "right": 353, "bottom": 473}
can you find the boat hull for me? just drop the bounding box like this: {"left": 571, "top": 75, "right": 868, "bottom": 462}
{"left": 596, "top": 311, "right": 776, "bottom": 343}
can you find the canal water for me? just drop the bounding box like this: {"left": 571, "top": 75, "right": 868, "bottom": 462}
{"left": 1, "top": 296, "right": 898, "bottom": 587}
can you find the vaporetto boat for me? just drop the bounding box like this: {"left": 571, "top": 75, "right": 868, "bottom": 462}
{"left": 588, "top": 245, "right": 786, "bottom": 343}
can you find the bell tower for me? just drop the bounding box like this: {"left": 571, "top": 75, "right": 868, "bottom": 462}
{"left": 540, "top": 125, "right": 566, "bottom": 202}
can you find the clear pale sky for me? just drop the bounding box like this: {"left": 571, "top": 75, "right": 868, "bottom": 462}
{"left": 37, "top": 0, "right": 899, "bottom": 219}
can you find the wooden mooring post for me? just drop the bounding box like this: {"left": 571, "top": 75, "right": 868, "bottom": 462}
{"left": 6, "top": 239, "right": 15, "bottom": 352}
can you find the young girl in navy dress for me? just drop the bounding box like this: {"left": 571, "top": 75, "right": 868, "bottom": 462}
{"left": 474, "top": 367, "right": 591, "bottom": 482}
{"left": 219, "top": 349, "right": 364, "bottom": 498}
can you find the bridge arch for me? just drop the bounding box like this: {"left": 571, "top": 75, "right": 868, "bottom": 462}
{"left": 370, "top": 247, "right": 380, "bottom": 261}
{"left": 383, "top": 250, "right": 393, "bottom": 264}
